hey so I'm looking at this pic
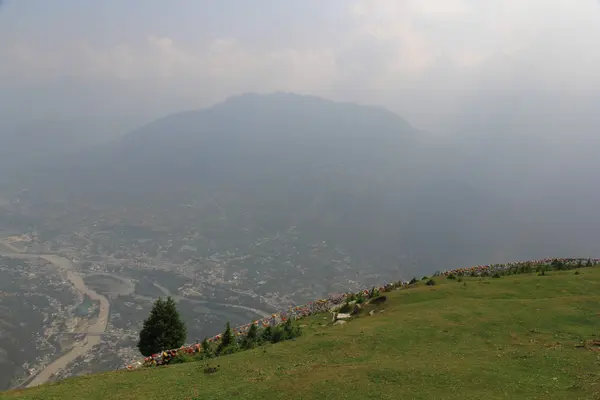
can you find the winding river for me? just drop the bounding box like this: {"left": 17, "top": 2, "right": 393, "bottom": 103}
{"left": 0, "top": 245, "right": 109, "bottom": 388}
{"left": 1, "top": 242, "right": 270, "bottom": 388}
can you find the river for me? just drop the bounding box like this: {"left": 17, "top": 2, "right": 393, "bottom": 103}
{"left": 1, "top": 241, "right": 270, "bottom": 388}
{"left": 0, "top": 245, "right": 110, "bottom": 388}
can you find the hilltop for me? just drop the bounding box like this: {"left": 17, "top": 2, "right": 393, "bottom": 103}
{"left": 3, "top": 264, "right": 599, "bottom": 400}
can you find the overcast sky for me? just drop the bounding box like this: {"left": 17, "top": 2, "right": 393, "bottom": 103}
{"left": 1, "top": 0, "right": 599, "bottom": 130}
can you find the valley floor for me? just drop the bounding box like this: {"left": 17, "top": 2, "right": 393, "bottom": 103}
{"left": 2, "top": 268, "right": 600, "bottom": 400}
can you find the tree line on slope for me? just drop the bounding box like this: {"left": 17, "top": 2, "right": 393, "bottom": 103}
{"left": 137, "top": 297, "right": 302, "bottom": 367}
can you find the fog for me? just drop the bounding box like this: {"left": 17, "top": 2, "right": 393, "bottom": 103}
{"left": 0, "top": 0, "right": 598, "bottom": 127}
{"left": 1, "top": 0, "right": 600, "bottom": 264}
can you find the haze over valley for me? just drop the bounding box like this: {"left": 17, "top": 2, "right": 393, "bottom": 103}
{"left": 1, "top": 0, "right": 599, "bottom": 391}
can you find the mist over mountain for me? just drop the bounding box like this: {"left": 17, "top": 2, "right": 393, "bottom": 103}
{"left": 2, "top": 1, "right": 600, "bottom": 391}
{"left": 0, "top": 116, "right": 143, "bottom": 176}
{"left": 5, "top": 92, "right": 598, "bottom": 275}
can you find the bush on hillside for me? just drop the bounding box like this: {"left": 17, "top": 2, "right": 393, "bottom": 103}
{"left": 369, "top": 287, "right": 380, "bottom": 298}
{"left": 203, "top": 364, "right": 220, "bottom": 374}
{"left": 426, "top": 279, "right": 436, "bottom": 286}
{"left": 409, "top": 277, "right": 418, "bottom": 285}
{"left": 422, "top": 276, "right": 429, "bottom": 280}
{"left": 170, "top": 352, "right": 198, "bottom": 364}
{"left": 447, "top": 274, "right": 456, "bottom": 280}
{"left": 137, "top": 296, "right": 187, "bottom": 357}
{"left": 218, "top": 344, "right": 239, "bottom": 356}
{"left": 492, "top": 272, "right": 501, "bottom": 278}
{"left": 551, "top": 259, "right": 566, "bottom": 271}
{"left": 355, "top": 291, "right": 366, "bottom": 304}
{"left": 267, "top": 319, "right": 301, "bottom": 344}
{"left": 339, "top": 302, "right": 353, "bottom": 313}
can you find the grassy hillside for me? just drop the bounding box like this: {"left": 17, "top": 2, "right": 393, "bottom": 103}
{"left": 3, "top": 268, "right": 600, "bottom": 400}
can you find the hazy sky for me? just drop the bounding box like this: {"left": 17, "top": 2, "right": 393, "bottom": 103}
{"left": 1, "top": 0, "right": 599, "bottom": 129}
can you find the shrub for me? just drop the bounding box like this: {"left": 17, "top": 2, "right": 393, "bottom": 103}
{"left": 218, "top": 344, "right": 239, "bottom": 356}
{"left": 426, "top": 279, "right": 436, "bottom": 286}
{"left": 422, "top": 276, "right": 429, "bottom": 281}
{"left": 339, "top": 302, "right": 352, "bottom": 314}
{"left": 447, "top": 274, "right": 456, "bottom": 280}
{"left": 409, "top": 277, "right": 418, "bottom": 285}
{"left": 574, "top": 270, "right": 581, "bottom": 275}
{"left": 369, "top": 287, "right": 380, "bottom": 298}
{"left": 492, "top": 272, "right": 501, "bottom": 278}
{"left": 551, "top": 259, "right": 566, "bottom": 271}
{"left": 203, "top": 364, "right": 220, "bottom": 374}
{"left": 169, "top": 352, "right": 196, "bottom": 364}
{"left": 355, "top": 291, "right": 366, "bottom": 304}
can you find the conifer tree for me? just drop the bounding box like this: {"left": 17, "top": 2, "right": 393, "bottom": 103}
{"left": 283, "top": 317, "right": 301, "bottom": 339}
{"left": 201, "top": 337, "right": 212, "bottom": 359}
{"left": 137, "top": 296, "right": 187, "bottom": 357}
{"left": 242, "top": 323, "right": 259, "bottom": 349}
{"left": 261, "top": 325, "right": 273, "bottom": 343}
{"left": 217, "top": 321, "right": 236, "bottom": 354}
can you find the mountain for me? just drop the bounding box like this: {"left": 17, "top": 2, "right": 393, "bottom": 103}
{"left": 5, "top": 93, "right": 598, "bottom": 278}
{"left": 9, "top": 93, "right": 435, "bottom": 267}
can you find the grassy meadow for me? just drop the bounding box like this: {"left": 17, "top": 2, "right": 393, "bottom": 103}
{"left": 3, "top": 268, "right": 599, "bottom": 400}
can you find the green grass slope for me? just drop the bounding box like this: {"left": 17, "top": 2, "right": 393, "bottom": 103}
{"left": 3, "top": 269, "right": 600, "bottom": 400}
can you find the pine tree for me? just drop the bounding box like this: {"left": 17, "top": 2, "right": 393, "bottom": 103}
{"left": 242, "top": 323, "right": 259, "bottom": 349}
{"left": 217, "top": 321, "right": 236, "bottom": 354}
{"left": 201, "top": 337, "right": 212, "bottom": 359}
{"left": 283, "top": 318, "right": 301, "bottom": 339}
{"left": 137, "top": 297, "right": 187, "bottom": 357}
{"left": 261, "top": 325, "right": 273, "bottom": 343}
